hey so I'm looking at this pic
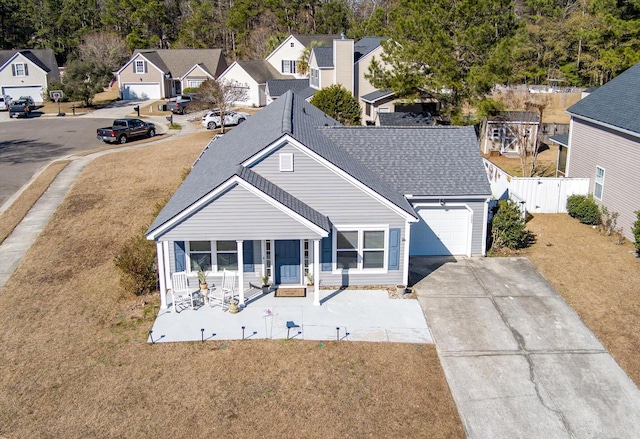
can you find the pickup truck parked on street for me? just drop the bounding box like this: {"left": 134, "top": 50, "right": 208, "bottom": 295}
{"left": 166, "top": 94, "right": 199, "bottom": 114}
{"left": 201, "top": 110, "right": 250, "bottom": 129}
{"left": 96, "top": 118, "right": 156, "bottom": 144}
{"left": 8, "top": 98, "right": 33, "bottom": 118}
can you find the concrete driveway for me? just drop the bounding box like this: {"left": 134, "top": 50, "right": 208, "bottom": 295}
{"left": 411, "top": 256, "right": 640, "bottom": 438}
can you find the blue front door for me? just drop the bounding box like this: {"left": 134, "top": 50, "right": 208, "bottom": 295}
{"left": 275, "top": 240, "right": 301, "bottom": 284}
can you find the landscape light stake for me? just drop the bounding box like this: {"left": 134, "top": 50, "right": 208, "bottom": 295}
{"left": 149, "top": 330, "right": 155, "bottom": 344}
{"left": 336, "top": 327, "right": 340, "bottom": 341}
{"left": 201, "top": 328, "right": 205, "bottom": 343}
{"left": 242, "top": 326, "right": 246, "bottom": 340}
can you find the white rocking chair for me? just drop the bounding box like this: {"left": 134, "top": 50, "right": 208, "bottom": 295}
{"left": 171, "top": 271, "right": 193, "bottom": 313}
{"left": 207, "top": 270, "right": 236, "bottom": 311}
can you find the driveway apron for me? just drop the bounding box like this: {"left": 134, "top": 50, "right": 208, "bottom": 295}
{"left": 412, "top": 256, "right": 640, "bottom": 438}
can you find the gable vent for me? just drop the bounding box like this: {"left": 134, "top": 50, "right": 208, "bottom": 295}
{"left": 279, "top": 153, "right": 294, "bottom": 172}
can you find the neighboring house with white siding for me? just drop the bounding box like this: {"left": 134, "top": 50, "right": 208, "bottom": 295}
{"left": 265, "top": 34, "right": 340, "bottom": 79}
{"left": 0, "top": 49, "right": 60, "bottom": 103}
{"left": 566, "top": 62, "right": 640, "bottom": 241}
{"left": 146, "top": 91, "right": 491, "bottom": 310}
{"left": 116, "top": 49, "right": 227, "bottom": 100}
{"left": 217, "top": 60, "right": 293, "bottom": 107}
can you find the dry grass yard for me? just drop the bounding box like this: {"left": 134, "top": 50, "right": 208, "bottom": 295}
{"left": 0, "top": 132, "right": 463, "bottom": 438}
{"left": 521, "top": 214, "right": 640, "bottom": 385}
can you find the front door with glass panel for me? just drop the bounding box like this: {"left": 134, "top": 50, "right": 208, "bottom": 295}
{"left": 274, "top": 240, "right": 301, "bottom": 284}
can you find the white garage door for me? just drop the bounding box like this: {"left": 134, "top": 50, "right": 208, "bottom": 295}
{"left": 122, "top": 83, "right": 160, "bottom": 100}
{"left": 410, "top": 206, "right": 471, "bottom": 256}
{"left": 2, "top": 86, "right": 43, "bottom": 103}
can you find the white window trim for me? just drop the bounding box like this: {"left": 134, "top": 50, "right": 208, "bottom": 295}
{"left": 279, "top": 153, "right": 294, "bottom": 172}
{"left": 187, "top": 240, "right": 238, "bottom": 275}
{"left": 187, "top": 79, "right": 204, "bottom": 88}
{"left": 134, "top": 60, "right": 146, "bottom": 74}
{"left": 594, "top": 166, "right": 605, "bottom": 200}
{"left": 13, "top": 63, "right": 27, "bottom": 76}
{"left": 332, "top": 225, "right": 389, "bottom": 274}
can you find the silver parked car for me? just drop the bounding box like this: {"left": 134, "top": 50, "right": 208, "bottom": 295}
{"left": 0, "top": 95, "right": 12, "bottom": 111}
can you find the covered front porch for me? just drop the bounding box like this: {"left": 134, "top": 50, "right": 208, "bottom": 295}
{"left": 147, "top": 289, "right": 432, "bottom": 344}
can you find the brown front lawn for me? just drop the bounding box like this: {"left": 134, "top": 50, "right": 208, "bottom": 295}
{"left": 521, "top": 214, "right": 640, "bottom": 385}
{"left": 0, "top": 133, "right": 463, "bottom": 438}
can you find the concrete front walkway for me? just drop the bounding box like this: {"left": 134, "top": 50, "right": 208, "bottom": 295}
{"left": 412, "top": 256, "right": 640, "bottom": 438}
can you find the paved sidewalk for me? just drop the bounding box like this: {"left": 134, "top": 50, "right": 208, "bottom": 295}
{"left": 0, "top": 120, "right": 197, "bottom": 290}
{"left": 412, "top": 256, "right": 640, "bottom": 438}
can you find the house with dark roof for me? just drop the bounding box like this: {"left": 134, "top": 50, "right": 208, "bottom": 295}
{"left": 265, "top": 78, "right": 314, "bottom": 104}
{"left": 217, "top": 60, "right": 294, "bottom": 107}
{"left": 0, "top": 49, "right": 60, "bottom": 103}
{"left": 265, "top": 34, "right": 341, "bottom": 78}
{"left": 116, "top": 49, "right": 227, "bottom": 100}
{"left": 565, "top": 62, "right": 640, "bottom": 241}
{"left": 146, "top": 91, "right": 490, "bottom": 310}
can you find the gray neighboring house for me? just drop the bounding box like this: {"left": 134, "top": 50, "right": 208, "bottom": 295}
{"left": 146, "top": 91, "right": 490, "bottom": 310}
{"left": 0, "top": 49, "right": 60, "bottom": 103}
{"left": 566, "top": 62, "right": 640, "bottom": 241}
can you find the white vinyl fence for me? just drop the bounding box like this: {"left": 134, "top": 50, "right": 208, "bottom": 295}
{"left": 483, "top": 158, "right": 590, "bottom": 214}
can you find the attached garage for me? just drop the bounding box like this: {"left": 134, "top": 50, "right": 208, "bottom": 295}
{"left": 121, "top": 83, "right": 161, "bottom": 100}
{"left": 409, "top": 205, "right": 472, "bottom": 256}
{"left": 2, "top": 86, "right": 43, "bottom": 103}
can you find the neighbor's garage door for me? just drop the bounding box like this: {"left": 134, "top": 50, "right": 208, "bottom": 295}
{"left": 410, "top": 206, "right": 471, "bottom": 256}
{"left": 121, "top": 83, "right": 160, "bottom": 100}
{"left": 2, "top": 85, "right": 43, "bottom": 103}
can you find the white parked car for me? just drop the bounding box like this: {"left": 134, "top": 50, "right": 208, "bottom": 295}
{"left": 0, "top": 95, "right": 12, "bottom": 111}
{"left": 201, "top": 110, "right": 250, "bottom": 130}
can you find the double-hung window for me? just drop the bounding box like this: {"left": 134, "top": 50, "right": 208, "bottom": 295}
{"left": 134, "top": 60, "right": 146, "bottom": 73}
{"left": 188, "top": 241, "right": 238, "bottom": 273}
{"left": 310, "top": 69, "right": 319, "bottom": 88}
{"left": 282, "top": 60, "right": 297, "bottom": 74}
{"left": 594, "top": 166, "right": 605, "bottom": 200}
{"left": 335, "top": 229, "right": 386, "bottom": 271}
{"left": 12, "top": 63, "right": 28, "bottom": 76}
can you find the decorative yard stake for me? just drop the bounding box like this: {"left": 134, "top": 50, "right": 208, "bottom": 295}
{"left": 336, "top": 327, "right": 340, "bottom": 341}
{"left": 242, "top": 326, "right": 246, "bottom": 340}
{"left": 201, "top": 328, "right": 205, "bottom": 343}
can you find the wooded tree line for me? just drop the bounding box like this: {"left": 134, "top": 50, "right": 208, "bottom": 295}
{"left": 3, "top": 0, "right": 639, "bottom": 96}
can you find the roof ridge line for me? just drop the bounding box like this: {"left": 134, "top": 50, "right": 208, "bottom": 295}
{"left": 282, "top": 91, "right": 293, "bottom": 134}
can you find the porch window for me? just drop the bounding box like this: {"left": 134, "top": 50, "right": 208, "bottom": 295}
{"left": 189, "top": 241, "right": 212, "bottom": 271}
{"left": 188, "top": 240, "right": 238, "bottom": 272}
{"left": 594, "top": 166, "right": 605, "bottom": 200}
{"left": 216, "top": 240, "right": 238, "bottom": 271}
{"left": 336, "top": 229, "right": 386, "bottom": 270}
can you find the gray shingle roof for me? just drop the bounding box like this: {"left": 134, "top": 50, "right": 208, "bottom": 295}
{"left": 319, "top": 126, "right": 491, "bottom": 197}
{"left": 147, "top": 91, "right": 418, "bottom": 237}
{"left": 266, "top": 79, "right": 310, "bottom": 97}
{"left": 549, "top": 133, "right": 569, "bottom": 146}
{"left": 311, "top": 47, "right": 334, "bottom": 68}
{"left": 133, "top": 49, "right": 227, "bottom": 78}
{"left": 354, "top": 37, "right": 387, "bottom": 62}
{"left": 379, "top": 112, "right": 434, "bottom": 126}
{"left": 361, "top": 89, "right": 395, "bottom": 103}
{"left": 235, "top": 60, "right": 293, "bottom": 83}
{"left": 292, "top": 34, "right": 341, "bottom": 47}
{"left": 567, "top": 62, "right": 640, "bottom": 135}
{"left": 0, "top": 49, "right": 59, "bottom": 81}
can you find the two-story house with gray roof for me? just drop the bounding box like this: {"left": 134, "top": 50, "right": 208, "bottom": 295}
{"left": 0, "top": 49, "right": 60, "bottom": 103}
{"left": 116, "top": 49, "right": 227, "bottom": 100}
{"left": 566, "top": 62, "right": 640, "bottom": 241}
{"left": 146, "top": 91, "right": 491, "bottom": 310}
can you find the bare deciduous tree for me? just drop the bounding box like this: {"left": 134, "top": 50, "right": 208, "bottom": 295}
{"left": 494, "top": 90, "right": 551, "bottom": 177}
{"left": 78, "top": 32, "right": 130, "bottom": 72}
{"left": 197, "top": 79, "right": 249, "bottom": 133}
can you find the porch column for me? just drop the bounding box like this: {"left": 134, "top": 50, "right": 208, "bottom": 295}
{"left": 156, "top": 241, "right": 168, "bottom": 309}
{"left": 237, "top": 240, "right": 245, "bottom": 306}
{"left": 403, "top": 222, "right": 411, "bottom": 287}
{"left": 313, "top": 239, "right": 320, "bottom": 306}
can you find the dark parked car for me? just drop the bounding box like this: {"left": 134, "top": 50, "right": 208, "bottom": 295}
{"left": 96, "top": 118, "right": 156, "bottom": 144}
{"left": 9, "top": 99, "right": 32, "bottom": 118}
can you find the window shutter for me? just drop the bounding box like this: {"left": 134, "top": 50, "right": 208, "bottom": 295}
{"left": 321, "top": 231, "right": 332, "bottom": 271}
{"left": 133, "top": 62, "right": 136, "bottom": 73}
{"left": 174, "top": 241, "right": 186, "bottom": 272}
{"left": 281, "top": 60, "right": 285, "bottom": 73}
{"left": 11, "top": 64, "right": 16, "bottom": 76}
{"left": 388, "top": 228, "right": 401, "bottom": 270}
{"left": 144, "top": 61, "right": 148, "bottom": 73}
{"left": 24, "top": 64, "right": 28, "bottom": 76}
{"left": 243, "top": 240, "right": 254, "bottom": 272}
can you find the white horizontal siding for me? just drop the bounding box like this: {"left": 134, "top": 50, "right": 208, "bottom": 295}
{"left": 569, "top": 118, "right": 640, "bottom": 240}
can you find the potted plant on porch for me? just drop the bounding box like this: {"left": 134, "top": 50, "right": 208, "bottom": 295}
{"left": 197, "top": 268, "right": 208, "bottom": 291}
{"left": 260, "top": 273, "right": 271, "bottom": 294}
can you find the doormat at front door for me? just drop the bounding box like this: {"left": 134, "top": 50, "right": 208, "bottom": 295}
{"left": 274, "top": 287, "right": 306, "bottom": 297}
